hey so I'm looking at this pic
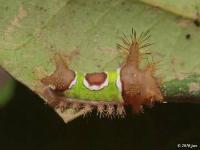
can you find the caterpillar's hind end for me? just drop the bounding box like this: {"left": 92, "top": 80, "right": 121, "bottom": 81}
{"left": 119, "top": 29, "right": 163, "bottom": 114}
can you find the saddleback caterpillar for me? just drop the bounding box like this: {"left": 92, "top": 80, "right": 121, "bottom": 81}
{"left": 40, "top": 29, "right": 163, "bottom": 118}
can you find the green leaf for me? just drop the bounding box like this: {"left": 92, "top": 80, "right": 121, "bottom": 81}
{"left": 0, "top": 0, "right": 200, "bottom": 122}
{"left": 140, "top": 0, "right": 200, "bottom": 19}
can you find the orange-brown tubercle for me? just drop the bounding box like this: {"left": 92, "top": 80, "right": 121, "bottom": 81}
{"left": 126, "top": 42, "right": 140, "bottom": 68}
{"left": 41, "top": 53, "right": 75, "bottom": 92}
{"left": 85, "top": 72, "right": 107, "bottom": 86}
{"left": 120, "top": 40, "right": 163, "bottom": 113}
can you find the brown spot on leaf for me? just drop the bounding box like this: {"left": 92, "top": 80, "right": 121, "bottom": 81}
{"left": 68, "top": 48, "right": 80, "bottom": 61}
{"left": 4, "top": 5, "right": 27, "bottom": 40}
{"left": 32, "top": 66, "right": 47, "bottom": 80}
{"left": 177, "top": 18, "right": 191, "bottom": 28}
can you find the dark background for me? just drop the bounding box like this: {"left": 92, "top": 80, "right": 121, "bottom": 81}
{"left": 0, "top": 81, "right": 200, "bottom": 150}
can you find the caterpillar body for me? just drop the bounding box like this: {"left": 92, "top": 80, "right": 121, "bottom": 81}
{"left": 40, "top": 30, "right": 163, "bottom": 117}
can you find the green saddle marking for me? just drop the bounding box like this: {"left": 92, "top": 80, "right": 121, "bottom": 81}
{"left": 65, "top": 71, "right": 123, "bottom": 102}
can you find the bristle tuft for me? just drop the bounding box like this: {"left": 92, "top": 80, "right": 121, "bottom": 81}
{"left": 105, "top": 104, "right": 115, "bottom": 118}
{"left": 97, "top": 103, "right": 106, "bottom": 118}
{"left": 59, "top": 101, "right": 69, "bottom": 113}
{"left": 116, "top": 104, "right": 126, "bottom": 118}
{"left": 72, "top": 102, "right": 81, "bottom": 110}
{"left": 82, "top": 104, "right": 93, "bottom": 117}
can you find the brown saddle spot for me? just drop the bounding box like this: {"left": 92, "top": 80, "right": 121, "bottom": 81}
{"left": 85, "top": 72, "right": 107, "bottom": 86}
